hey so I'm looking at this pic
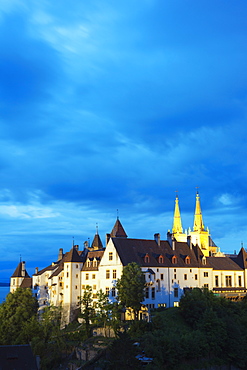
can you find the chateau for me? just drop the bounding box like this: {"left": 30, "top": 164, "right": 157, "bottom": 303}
{"left": 10, "top": 192, "right": 247, "bottom": 323}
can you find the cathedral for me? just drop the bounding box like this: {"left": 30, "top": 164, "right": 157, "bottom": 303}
{"left": 10, "top": 192, "right": 247, "bottom": 323}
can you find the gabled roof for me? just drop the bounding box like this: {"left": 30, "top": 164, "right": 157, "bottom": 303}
{"left": 33, "top": 263, "right": 58, "bottom": 276}
{"left": 110, "top": 218, "right": 128, "bottom": 238}
{"left": 11, "top": 262, "right": 30, "bottom": 278}
{"left": 82, "top": 250, "right": 104, "bottom": 271}
{"left": 111, "top": 237, "right": 205, "bottom": 268}
{"left": 207, "top": 256, "right": 243, "bottom": 271}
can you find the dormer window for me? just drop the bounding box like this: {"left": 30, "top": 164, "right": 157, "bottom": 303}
{"left": 144, "top": 253, "right": 150, "bottom": 263}
{"left": 172, "top": 255, "right": 178, "bottom": 264}
{"left": 87, "top": 261, "right": 91, "bottom": 267}
{"left": 158, "top": 255, "right": 164, "bottom": 264}
{"left": 93, "top": 260, "right": 97, "bottom": 267}
{"left": 185, "top": 256, "right": 191, "bottom": 264}
{"left": 202, "top": 256, "right": 206, "bottom": 265}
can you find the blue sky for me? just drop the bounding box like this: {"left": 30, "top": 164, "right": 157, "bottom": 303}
{"left": 0, "top": 0, "right": 247, "bottom": 280}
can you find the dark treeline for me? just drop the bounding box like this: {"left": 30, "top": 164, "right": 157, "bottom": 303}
{"left": 1, "top": 287, "right": 247, "bottom": 369}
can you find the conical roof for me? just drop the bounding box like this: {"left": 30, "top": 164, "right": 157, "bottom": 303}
{"left": 110, "top": 218, "right": 127, "bottom": 238}
{"left": 91, "top": 233, "right": 103, "bottom": 250}
{"left": 11, "top": 262, "right": 30, "bottom": 278}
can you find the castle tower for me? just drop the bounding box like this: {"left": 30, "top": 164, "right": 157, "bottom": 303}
{"left": 10, "top": 261, "right": 31, "bottom": 293}
{"left": 171, "top": 194, "right": 187, "bottom": 242}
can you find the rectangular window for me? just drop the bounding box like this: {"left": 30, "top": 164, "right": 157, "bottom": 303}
{"left": 204, "top": 272, "right": 208, "bottom": 277}
{"left": 174, "top": 302, "right": 179, "bottom": 307}
{"left": 158, "top": 303, "right": 166, "bottom": 307}
{"left": 174, "top": 274, "right": 176, "bottom": 280}
{"left": 75, "top": 285, "right": 77, "bottom": 290}
{"left": 105, "top": 287, "right": 109, "bottom": 296}
{"left": 174, "top": 287, "right": 178, "bottom": 298}
{"left": 76, "top": 274, "right": 78, "bottom": 278}
{"left": 92, "top": 274, "right": 96, "bottom": 279}
{"left": 204, "top": 284, "right": 209, "bottom": 288}
{"left": 66, "top": 272, "right": 69, "bottom": 278}
{"left": 106, "top": 270, "right": 110, "bottom": 279}
{"left": 112, "top": 287, "right": 116, "bottom": 297}
{"left": 113, "top": 270, "right": 117, "bottom": 279}
{"left": 109, "top": 252, "right": 113, "bottom": 260}
{"left": 93, "top": 285, "right": 96, "bottom": 290}
{"left": 226, "top": 276, "right": 232, "bottom": 287}
{"left": 151, "top": 287, "right": 155, "bottom": 300}
{"left": 239, "top": 276, "right": 242, "bottom": 287}
{"left": 215, "top": 275, "right": 219, "bottom": 287}
{"left": 184, "top": 274, "right": 187, "bottom": 280}
{"left": 195, "top": 274, "right": 198, "bottom": 280}
{"left": 160, "top": 274, "right": 164, "bottom": 280}
{"left": 86, "top": 274, "right": 89, "bottom": 280}
{"left": 145, "top": 287, "right": 149, "bottom": 299}
{"left": 82, "top": 285, "right": 85, "bottom": 289}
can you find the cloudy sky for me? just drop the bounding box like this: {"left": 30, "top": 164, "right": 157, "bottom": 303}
{"left": 0, "top": 0, "right": 247, "bottom": 280}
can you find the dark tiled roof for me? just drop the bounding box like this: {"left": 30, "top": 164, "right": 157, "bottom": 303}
{"left": 230, "top": 247, "right": 247, "bottom": 269}
{"left": 63, "top": 247, "right": 84, "bottom": 263}
{"left": 33, "top": 263, "right": 58, "bottom": 276}
{"left": 0, "top": 344, "right": 38, "bottom": 370}
{"left": 82, "top": 250, "right": 104, "bottom": 271}
{"left": 110, "top": 219, "right": 128, "bottom": 238}
{"left": 20, "top": 277, "right": 32, "bottom": 289}
{"left": 207, "top": 256, "right": 243, "bottom": 271}
{"left": 111, "top": 238, "right": 205, "bottom": 268}
{"left": 91, "top": 233, "right": 103, "bottom": 249}
{"left": 11, "top": 262, "right": 30, "bottom": 278}
{"left": 49, "top": 263, "right": 64, "bottom": 279}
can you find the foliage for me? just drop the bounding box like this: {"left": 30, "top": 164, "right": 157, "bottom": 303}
{"left": 78, "top": 285, "right": 95, "bottom": 337}
{"left": 0, "top": 288, "right": 38, "bottom": 345}
{"left": 116, "top": 262, "right": 145, "bottom": 320}
{"left": 107, "top": 332, "right": 142, "bottom": 369}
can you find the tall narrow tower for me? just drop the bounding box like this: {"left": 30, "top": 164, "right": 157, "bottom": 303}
{"left": 172, "top": 194, "right": 187, "bottom": 242}
{"left": 189, "top": 191, "right": 210, "bottom": 256}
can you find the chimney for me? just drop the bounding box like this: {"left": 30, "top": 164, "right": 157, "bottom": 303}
{"left": 106, "top": 233, "right": 111, "bottom": 246}
{"left": 187, "top": 236, "right": 192, "bottom": 249}
{"left": 35, "top": 267, "right": 39, "bottom": 274}
{"left": 84, "top": 240, "right": 89, "bottom": 249}
{"left": 58, "top": 248, "right": 63, "bottom": 261}
{"left": 74, "top": 244, "right": 79, "bottom": 251}
{"left": 21, "top": 261, "right": 26, "bottom": 277}
{"left": 154, "top": 233, "right": 160, "bottom": 246}
{"left": 172, "top": 237, "right": 176, "bottom": 251}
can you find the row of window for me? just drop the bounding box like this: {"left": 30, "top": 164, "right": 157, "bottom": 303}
{"left": 143, "top": 254, "right": 191, "bottom": 264}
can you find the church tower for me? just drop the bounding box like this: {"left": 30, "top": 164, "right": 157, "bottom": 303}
{"left": 172, "top": 194, "right": 187, "bottom": 242}
{"left": 188, "top": 191, "right": 212, "bottom": 256}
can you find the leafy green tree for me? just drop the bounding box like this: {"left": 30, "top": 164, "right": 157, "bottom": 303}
{"left": 78, "top": 285, "right": 95, "bottom": 337}
{"left": 0, "top": 288, "right": 38, "bottom": 344}
{"left": 116, "top": 262, "right": 145, "bottom": 320}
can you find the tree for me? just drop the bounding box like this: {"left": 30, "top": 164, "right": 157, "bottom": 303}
{"left": 0, "top": 287, "right": 38, "bottom": 345}
{"left": 116, "top": 262, "right": 145, "bottom": 320}
{"left": 78, "top": 285, "right": 95, "bottom": 337}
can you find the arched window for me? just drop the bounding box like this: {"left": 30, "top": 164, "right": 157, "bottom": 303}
{"left": 172, "top": 255, "right": 178, "bottom": 264}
